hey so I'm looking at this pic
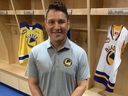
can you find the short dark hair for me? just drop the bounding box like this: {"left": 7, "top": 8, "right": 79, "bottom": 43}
{"left": 46, "top": 2, "right": 69, "bottom": 19}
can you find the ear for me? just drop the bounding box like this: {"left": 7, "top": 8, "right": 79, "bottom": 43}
{"left": 67, "top": 20, "right": 70, "bottom": 31}
{"left": 44, "top": 20, "right": 48, "bottom": 30}
{"left": 44, "top": 20, "right": 47, "bottom": 28}
{"left": 44, "top": 20, "right": 49, "bottom": 35}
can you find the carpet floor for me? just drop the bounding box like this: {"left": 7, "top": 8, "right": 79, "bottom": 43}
{"left": 0, "top": 82, "right": 30, "bottom": 96}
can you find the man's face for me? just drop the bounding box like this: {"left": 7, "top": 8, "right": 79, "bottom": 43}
{"left": 45, "top": 10, "right": 70, "bottom": 43}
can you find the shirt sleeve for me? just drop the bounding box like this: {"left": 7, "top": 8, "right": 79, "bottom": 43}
{"left": 76, "top": 51, "right": 90, "bottom": 81}
{"left": 25, "top": 50, "right": 38, "bottom": 78}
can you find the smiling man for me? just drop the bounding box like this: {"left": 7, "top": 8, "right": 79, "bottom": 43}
{"left": 26, "top": 2, "right": 90, "bottom": 96}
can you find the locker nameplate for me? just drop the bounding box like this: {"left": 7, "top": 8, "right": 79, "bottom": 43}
{"left": 24, "top": 10, "right": 34, "bottom": 15}
{"left": 108, "top": 8, "right": 128, "bottom": 15}
{"left": 0, "top": 10, "right": 7, "bottom": 15}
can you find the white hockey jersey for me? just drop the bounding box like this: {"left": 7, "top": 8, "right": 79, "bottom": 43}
{"left": 94, "top": 25, "right": 128, "bottom": 92}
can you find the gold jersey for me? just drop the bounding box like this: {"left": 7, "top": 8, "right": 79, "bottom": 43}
{"left": 18, "top": 22, "right": 44, "bottom": 65}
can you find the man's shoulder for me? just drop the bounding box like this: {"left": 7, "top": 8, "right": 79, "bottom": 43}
{"left": 32, "top": 40, "right": 48, "bottom": 51}
{"left": 69, "top": 40, "right": 85, "bottom": 52}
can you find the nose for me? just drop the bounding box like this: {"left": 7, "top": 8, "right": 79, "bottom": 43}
{"left": 54, "top": 22, "right": 61, "bottom": 30}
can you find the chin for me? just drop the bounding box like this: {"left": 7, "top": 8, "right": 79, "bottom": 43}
{"left": 55, "top": 39, "right": 63, "bottom": 42}
{"left": 54, "top": 37, "right": 64, "bottom": 42}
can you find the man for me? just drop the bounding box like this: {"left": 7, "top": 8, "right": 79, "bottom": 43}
{"left": 26, "top": 2, "right": 90, "bottom": 96}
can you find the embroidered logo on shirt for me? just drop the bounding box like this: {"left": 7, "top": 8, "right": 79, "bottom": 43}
{"left": 63, "top": 58, "right": 72, "bottom": 67}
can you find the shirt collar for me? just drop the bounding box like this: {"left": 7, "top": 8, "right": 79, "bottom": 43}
{"left": 46, "top": 37, "right": 71, "bottom": 50}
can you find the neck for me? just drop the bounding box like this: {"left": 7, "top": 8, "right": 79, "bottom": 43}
{"left": 51, "top": 38, "right": 67, "bottom": 50}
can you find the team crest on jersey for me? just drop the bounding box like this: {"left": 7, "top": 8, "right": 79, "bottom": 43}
{"left": 63, "top": 58, "right": 72, "bottom": 67}
{"left": 105, "top": 45, "right": 115, "bottom": 65}
{"left": 26, "top": 34, "right": 37, "bottom": 48}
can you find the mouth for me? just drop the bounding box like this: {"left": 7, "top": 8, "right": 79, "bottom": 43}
{"left": 53, "top": 32, "right": 62, "bottom": 36}
{"left": 52, "top": 30, "right": 63, "bottom": 35}
{"left": 53, "top": 30, "right": 62, "bottom": 33}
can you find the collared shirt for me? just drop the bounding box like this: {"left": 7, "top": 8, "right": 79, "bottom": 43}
{"left": 26, "top": 38, "right": 90, "bottom": 96}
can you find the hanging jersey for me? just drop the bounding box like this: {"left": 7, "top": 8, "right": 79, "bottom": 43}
{"left": 18, "top": 24, "right": 29, "bottom": 65}
{"left": 94, "top": 25, "right": 128, "bottom": 92}
{"left": 67, "top": 29, "right": 71, "bottom": 39}
{"left": 26, "top": 23, "right": 44, "bottom": 53}
{"left": 18, "top": 22, "right": 44, "bottom": 65}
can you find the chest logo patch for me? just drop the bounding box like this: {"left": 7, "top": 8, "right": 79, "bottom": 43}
{"left": 63, "top": 58, "right": 72, "bottom": 67}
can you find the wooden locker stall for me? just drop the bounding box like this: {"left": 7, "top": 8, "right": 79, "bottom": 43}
{"left": 0, "top": 0, "right": 44, "bottom": 95}
{"left": 89, "top": 0, "right": 128, "bottom": 96}
{"left": 1, "top": 0, "right": 128, "bottom": 96}
{"left": 0, "top": 0, "right": 14, "bottom": 64}
{"left": 11, "top": 0, "right": 46, "bottom": 64}
{"left": 0, "top": 0, "right": 89, "bottom": 95}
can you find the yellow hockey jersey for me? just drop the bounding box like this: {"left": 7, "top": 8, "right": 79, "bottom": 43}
{"left": 18, "top": 22, "right": 44, "bottom": 65}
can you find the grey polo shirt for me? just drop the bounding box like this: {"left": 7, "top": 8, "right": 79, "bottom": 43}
{"left": 26, "top": 38, "right": 90, "bottom": 96}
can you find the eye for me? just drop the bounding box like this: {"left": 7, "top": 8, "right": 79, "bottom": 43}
{"left": 47, "top": 19, "right": 66, "bottom": 25}
{"left": 47, "top": 20, "right": 55, "bottom": 25}
{"left": 58, "top": 20, "right": 66, "bottom": 24}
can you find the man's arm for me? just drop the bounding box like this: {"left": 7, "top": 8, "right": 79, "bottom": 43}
{"left": 28, "top": 76, "right": 43, "bottom": 96}
{"left": 71, "top": 79, "right": 88, "bottom": 96}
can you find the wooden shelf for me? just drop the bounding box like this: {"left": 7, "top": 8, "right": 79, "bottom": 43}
{"left": 0, "top": 63, "right": 30, "bottom": 95}
{"left": 0, "top": 10, "right": 7, "bottom": 15}
{"left": 34, "top": 10, "right": 45, "bottom": 15}
{"left": 85, "top": 87, "right": 122, "bottom": 96}
{"left": 71, "top": 27, "right": 87, "bottom": 31}
{"left": 96, "top": 28, "right": 108, "bottom": 32}
{"left": 7, "top": 10, "right": 14, "bottom": 15}
{"left": 16, "top": 10, "right": 33, "bottom": 15}
{"left": 16, "top": 10, "right": 45, "bottom": 15}
{"left": 3, "top": 8, "right": 128, "bottom": 15}
{"left": 0, "top": 9, "right": 88, "bottom": 15}
{"left": 91, "top": 8, "right": 128, "bottom": 15}
{"left": 0, "top": 63, "right": 27, "bottom": 79}
{"left": 71, "top": 8, "right": 88, "bottom": 15}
